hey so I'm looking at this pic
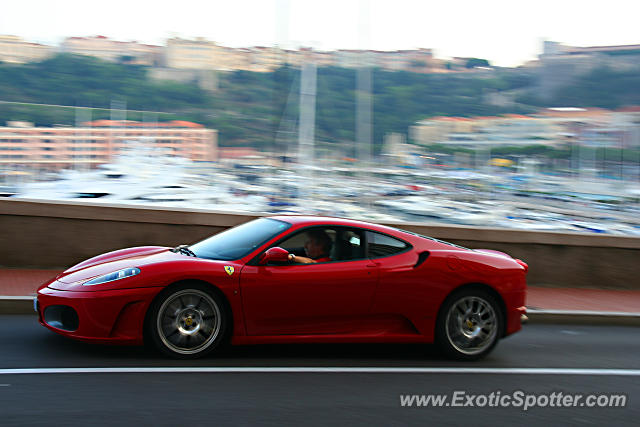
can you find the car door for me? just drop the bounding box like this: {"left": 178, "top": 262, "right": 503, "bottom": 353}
{"left": 363, "top": 230, "right": 424, "bottom": 334}
{"left": 239, "top": 227, "right": 378, "bottom": 336}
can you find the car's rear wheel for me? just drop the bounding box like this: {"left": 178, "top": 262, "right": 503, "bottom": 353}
{"left": 435, "top": 289, "right": 502, "bottom": 361}
{"left": 148, "top": 284, "right": 228, "bottom": 359}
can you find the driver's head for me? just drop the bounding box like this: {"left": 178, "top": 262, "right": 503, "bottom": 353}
{"left": 304, "top": 229, "right": 331, "bottom": 259}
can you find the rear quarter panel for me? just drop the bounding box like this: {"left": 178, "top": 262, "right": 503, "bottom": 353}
{"left": 370, "top": 248, "right": 526, "bottom": 341}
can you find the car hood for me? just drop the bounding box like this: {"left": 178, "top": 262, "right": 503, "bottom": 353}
{"left": 56, "top": 246, "right": 179, "bottom": 284}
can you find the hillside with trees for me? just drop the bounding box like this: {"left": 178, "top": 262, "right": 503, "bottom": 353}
{"left": 1, "top": 54, "right": 639, "bottom": 153}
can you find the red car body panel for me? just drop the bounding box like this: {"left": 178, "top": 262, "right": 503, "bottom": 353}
{"left": 240, "top": 259, "right": 379, "bottom": 336}
{"left": 37, "top": 215, "right": 527, "bottom": 348}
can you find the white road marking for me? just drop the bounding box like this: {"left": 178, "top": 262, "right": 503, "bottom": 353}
{"left": 560, "top": 330, "right": 583, "bottom": 335}
{"left": 0, "top": 367, "right": 639, "bottom": 376}
{"left": 0, "top": 383, "right": 10, "bottom": 386}
{"left": 528, "top": 309, "right": 640, "bottom": 317}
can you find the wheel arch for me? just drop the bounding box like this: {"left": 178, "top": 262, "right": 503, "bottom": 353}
{"left": 436, "top": 282, "right": 508, "bottom": 338}
{"left": 143, "top": 279, "right": 234, "bottom": 345}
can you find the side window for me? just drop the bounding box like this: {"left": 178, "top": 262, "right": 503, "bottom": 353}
{"left": 366, "top": 231, "right": 408, "bottom": 258}
{"left": 276, "top": 227, "right": 336, "bottom": 262}
{"left": 278, "top": 227, "right": 336, "bottom": 257}
{"left": 330, "top": 228, "right": 365, "bottom": 261}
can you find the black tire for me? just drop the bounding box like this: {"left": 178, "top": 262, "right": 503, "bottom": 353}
{"left": 147, "top": 283, "right": 229, "bottom": 359}
{"left": 435, "top": 288, "right": 502, "bottom": 361}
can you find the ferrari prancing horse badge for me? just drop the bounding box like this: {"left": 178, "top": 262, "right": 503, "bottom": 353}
{"left": 224, "top": 266, "right": 234, "bottom": 276}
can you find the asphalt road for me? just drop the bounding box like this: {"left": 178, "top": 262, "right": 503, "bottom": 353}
{"left": 0, "top": 315, "right": 638, "bottom": 426}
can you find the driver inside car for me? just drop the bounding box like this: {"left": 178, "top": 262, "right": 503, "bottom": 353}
{"left": 288, "top": 229, "right": 332, "bottom": 264}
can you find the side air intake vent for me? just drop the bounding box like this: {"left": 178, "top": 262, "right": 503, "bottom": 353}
{"left": 44, "top": 305, "right": 79, "bottom": 332}
{"left": 414, "top": 251, "right": 430, "bottom": 268}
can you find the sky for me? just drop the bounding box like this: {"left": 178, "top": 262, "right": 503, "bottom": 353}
{"left": 1, "top": 0, "right": 639, "bottom": 67}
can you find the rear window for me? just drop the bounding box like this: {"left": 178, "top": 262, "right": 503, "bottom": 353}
{"left": 366, "top": 231, "right": 409, "bottom": 258}
{"left": 393, "top": 228, "right": 469, "bottom": 250}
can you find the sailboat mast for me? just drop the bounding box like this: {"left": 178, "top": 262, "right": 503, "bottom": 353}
{"left": 356, "top": 0, "right": 373, "bottom": 174}
{"left": 297, "top": 61, "right": 317, "bottom": 188}
{"left": 356, "top": 60, "right": 372, "bottom": 169}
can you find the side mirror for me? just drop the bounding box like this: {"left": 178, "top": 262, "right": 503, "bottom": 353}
{"left": 259, "top": 247, "right": 290, "bottom": 265}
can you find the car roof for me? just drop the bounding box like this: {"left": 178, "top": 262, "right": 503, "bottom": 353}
{"left": 267, "top": 215, "right": 394, "bottom": 232}
{"left": 266, "top": 215, "right": 466, "bottom": 251}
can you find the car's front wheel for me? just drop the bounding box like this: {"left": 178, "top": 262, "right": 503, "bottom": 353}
{"left": 148, "top": 284, "right": 229, "bottom": 359}
{"left": 435, "top": 289, "right": 502, "bottom": 361}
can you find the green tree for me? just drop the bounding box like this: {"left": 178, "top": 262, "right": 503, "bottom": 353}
{"left": 465, "top": 58, "right": 491, "bottom": 69}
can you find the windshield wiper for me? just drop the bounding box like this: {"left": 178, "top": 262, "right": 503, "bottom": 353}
{"left": 171, "top": 244, "right": 197, "bottom": 257}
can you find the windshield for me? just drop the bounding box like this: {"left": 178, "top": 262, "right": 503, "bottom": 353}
{"left": 189, "top": 218, "right": 291, "bottom": 261}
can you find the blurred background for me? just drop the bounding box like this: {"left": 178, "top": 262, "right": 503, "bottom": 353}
{"left": 1, "top": 0, "right": 639, "bottom": 235}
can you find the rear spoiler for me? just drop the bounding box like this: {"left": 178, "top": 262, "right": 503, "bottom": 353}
{"left": 475, "top": 249, "right": 528, "bottom": 273}
{"left": 515, "top": 259, "right": 529, "bottom": 273}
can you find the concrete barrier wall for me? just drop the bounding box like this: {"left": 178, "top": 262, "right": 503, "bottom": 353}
{"left": 2, "top": 199, "right": 639, "bottom": 290}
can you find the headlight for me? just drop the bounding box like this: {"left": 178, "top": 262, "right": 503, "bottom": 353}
{"left": 83, "top": 267, "right": 140, "bottom": 286}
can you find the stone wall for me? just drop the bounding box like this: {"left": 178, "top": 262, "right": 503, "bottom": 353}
{"left": 2, "top": 199, "right": 639, "bottom": 289}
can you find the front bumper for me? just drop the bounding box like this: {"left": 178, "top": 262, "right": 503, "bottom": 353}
{"left": 37, "top": 285, "right": 163, "bottom": 345}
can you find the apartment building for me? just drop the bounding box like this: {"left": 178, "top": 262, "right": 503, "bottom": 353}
{"left": 5, "top": 33, "right": 449, "bottom": 74}
{"left": 247, "top": 46, "right": 285, "bottom": 72}
{"left": 0, "top": 35, "right": 54, "bottom": 64}
{"left": 165, "top": 38, "right": 288, "bottom": 72}
{"left": 164, "top": 37, "right": 229, "bottom": 70}
{"left": 410, "top": 108, "right": 640, "bottom": 149}
{"left": 536, "top": 41, "right": 640, "bottom": 100}
{"left": 375, "top": 49, "right": 435, "bottom": 73}
{"left": 62, "top": 35, "right": 161, "bottom": 65}
{"left": 411, "top": 114, "right": 572, "bottom": 147}
{"left": 410, "top": 117, "right": 477, "bottom": 145}
{"left": 0, "top": 120, "right": 218, "bottom": 172}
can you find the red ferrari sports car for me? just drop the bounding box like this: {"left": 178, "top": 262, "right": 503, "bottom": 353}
{"left": 36, "top": 216, "right": 528, "bottom": 360}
